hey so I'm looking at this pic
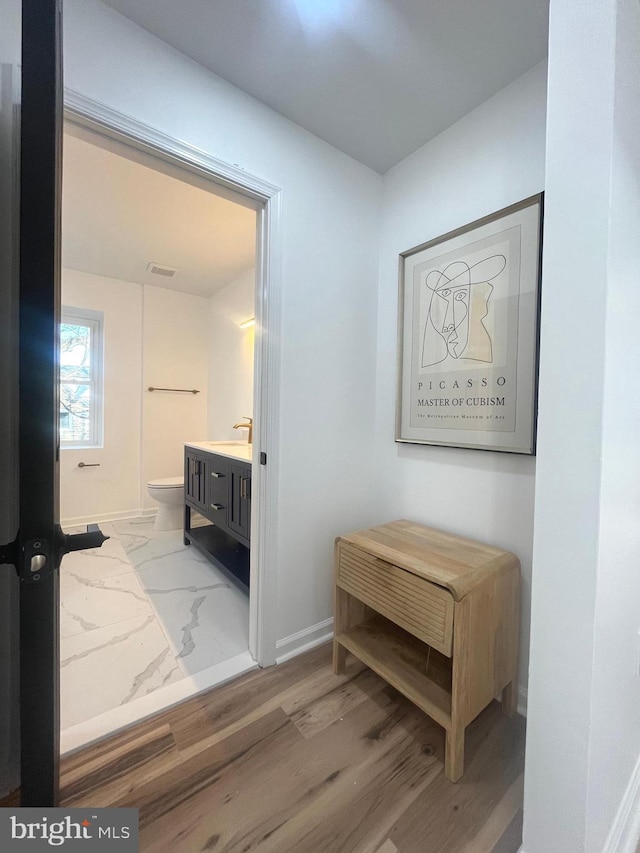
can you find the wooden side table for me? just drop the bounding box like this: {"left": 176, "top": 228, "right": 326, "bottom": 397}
{"left": 333, "top": 519, "right": 520, "bottom": 782}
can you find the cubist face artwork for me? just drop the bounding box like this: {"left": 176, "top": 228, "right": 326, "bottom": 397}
{"left": 421, "top": 254, "right": 506, "bottom": 368}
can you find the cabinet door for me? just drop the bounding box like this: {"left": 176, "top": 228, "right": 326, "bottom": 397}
{"left": 228, "top": 464, "right": 251, "bottom": 543}
{"left": 184, "top": 452, "right": 196, "bottom": 503}
{"left": 185, "top": 452, "right": 207, "bottom": 511}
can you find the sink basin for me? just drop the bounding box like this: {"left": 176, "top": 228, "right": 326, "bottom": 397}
{"left": 185, "top": 440, "right": 252, "bottom": 463}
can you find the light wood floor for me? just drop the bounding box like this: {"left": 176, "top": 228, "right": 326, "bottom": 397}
{"left": 58, "top": 643, "right": 525, "bottom": 852}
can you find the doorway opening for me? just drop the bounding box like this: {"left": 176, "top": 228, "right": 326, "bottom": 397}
{"left": 58, "top": 103, "right": 278, "bottom": 753}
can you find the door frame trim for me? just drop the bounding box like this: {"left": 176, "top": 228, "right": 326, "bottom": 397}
{"left": 63, "top": 88, "right": 282, "bottom": 666}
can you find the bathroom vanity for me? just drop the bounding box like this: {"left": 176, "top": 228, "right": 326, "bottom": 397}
{"left": 184, "top": 442, "right": 252, "bottom": 590}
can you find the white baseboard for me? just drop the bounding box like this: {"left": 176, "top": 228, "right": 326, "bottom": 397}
{"left": 603, "top": 750, "right": 640, "bottom": 853}
{"left": 60, "top": 508, "right": 156, "bottom": 528}
{"left": 275, "top": 617, "right": 334, "bottom": 664}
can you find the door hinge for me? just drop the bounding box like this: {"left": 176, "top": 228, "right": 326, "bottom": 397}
{"left": 260, "top": 452, "right": 267, "bottom": 465}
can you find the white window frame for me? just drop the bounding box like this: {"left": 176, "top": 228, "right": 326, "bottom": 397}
{"left": 59, "top": 306, "right": 104, "bottom": 449}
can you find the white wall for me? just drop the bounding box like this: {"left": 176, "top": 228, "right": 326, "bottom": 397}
{"left": 0, "top": 0, "right": 19, "bottom": 63}
{"left": 60, "top": 270, "right": 210, "bottom": 520}
{"left": 590, "top": 1, "right": 640, "bottom": 845}
{"left": 142, "top": 285, "right": 209, "bottom": 508}
{"left": 61, "top": 269, "right": 143, "bottom": 523}
{"left": 63, "top": 0, "right": 382, "bottom": 642}
{"left": 524, "top": 1, "right": 640, "bottom": 851}
{"left": 375, "top": 62, "right": 547, "bottom": 706}
{"left": 207, "top": 267, "right": 255, "bottom": 442}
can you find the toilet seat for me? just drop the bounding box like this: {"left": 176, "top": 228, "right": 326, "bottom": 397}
{"left": 147, "top": 476, "right": 183, "bottom": 489}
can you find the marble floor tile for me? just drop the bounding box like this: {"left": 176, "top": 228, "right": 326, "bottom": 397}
{"left": 112, "top": 519, "right": 187, "bottom": 570}
{"left": 150, "top": 584, "right": 249, "bottom": 675}
{"left": 59, "top": 521, "right": 250, "bottom": 735}
{"left": 135, "top": 553, "right": 232, "bottom": 602}
{"left": 60, "top": 566, "right": 152, "bottom": 639}
{"left": 60, "top": 612, "right": 183, "bottom": 729}
{"left": 59, "top": 537, "right": 135, "bottom": 585}
{"left": 136, "top": 552, "right": 249, "bottom": 674}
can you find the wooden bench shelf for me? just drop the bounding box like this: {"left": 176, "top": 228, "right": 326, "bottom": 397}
{"left": 333, "top": 520, "right": 520, "bottom": 782}
{"left": 336, "top": 617, "right": 452, "bottom": 728}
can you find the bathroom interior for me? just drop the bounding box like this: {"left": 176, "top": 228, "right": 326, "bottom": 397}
{"left": 58, "top": 121, "right": 259, "bottom": 752}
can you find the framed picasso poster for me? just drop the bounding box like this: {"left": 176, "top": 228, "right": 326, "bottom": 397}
{"left": 396, "top": 194, "right": 543, "bottom": 454}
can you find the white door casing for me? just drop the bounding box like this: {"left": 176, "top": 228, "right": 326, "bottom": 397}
{"left": 63, "top": 88, "right": 282, "bottom": 667}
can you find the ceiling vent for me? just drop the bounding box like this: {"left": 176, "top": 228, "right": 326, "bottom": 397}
{"left": 147, "top": 262, "right": 177, "bottom": 278}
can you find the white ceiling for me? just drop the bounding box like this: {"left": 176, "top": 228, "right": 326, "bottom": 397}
{"left": 62, "top": 124, "right": 257, "bottom": 297}
{"left": 101, "top": 0, "right": 549, "bottom": 173}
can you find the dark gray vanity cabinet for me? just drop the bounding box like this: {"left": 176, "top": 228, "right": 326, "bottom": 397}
{"left": 184, "top": 447, "right": 251, "bottom": 589}
{"left": 228, "top": 464, "right": 251, "bottom": 544}
{"left": 185, "top": 451, "right": 208, "bottom": 513}
{"left": 207, "top": 455, "right": 230, "bottom": 521}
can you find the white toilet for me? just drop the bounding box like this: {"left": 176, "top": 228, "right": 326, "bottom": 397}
{"left": 147, "top": 476, "right": 184, "bottom": 531}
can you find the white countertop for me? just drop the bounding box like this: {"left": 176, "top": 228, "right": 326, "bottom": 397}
{"left": 185, "top": 441, "right": 253, "bottom": 463}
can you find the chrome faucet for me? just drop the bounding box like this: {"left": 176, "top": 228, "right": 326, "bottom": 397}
{"left": 233, "top": 416, "right": 253, "bottom": 444}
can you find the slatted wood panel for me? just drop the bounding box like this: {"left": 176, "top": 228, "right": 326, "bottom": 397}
{"left": 339, "top": 520, "right": 520, "bottom": 600}
{"left": 337, "top": 542, "right": 454, "bottom": 656}
{"left": 54, "top": 643, "right": 525, "bottom": 853}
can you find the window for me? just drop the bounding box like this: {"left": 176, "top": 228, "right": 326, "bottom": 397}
{"left": 59, "top": 307, "right": 104, "bottom": 448}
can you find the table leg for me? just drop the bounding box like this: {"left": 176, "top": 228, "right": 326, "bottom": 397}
{"left": 333, "top": 640, "right": 347, "bottom": 675}
{"left": 445, "top": 722, "right": 465, "bottom": 782}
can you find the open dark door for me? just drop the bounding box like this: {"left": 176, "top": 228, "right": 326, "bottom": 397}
{"left": 16, "top": 0, "right": 65, "bottom": 807}
{"left": 0, "top": 0, "right": 106, "bottom": 807}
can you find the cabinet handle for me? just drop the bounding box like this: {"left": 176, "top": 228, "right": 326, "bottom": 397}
{"left": 210, "top": 503, "right": 224, "bottom": 511}
{"left": 211, "top": 472, "right": 225, "bottom": 478}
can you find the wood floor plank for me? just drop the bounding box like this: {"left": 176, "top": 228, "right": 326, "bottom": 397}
{"left": 491, "top": 808, "right": 523, "bottom": 853}
{"left": 137, "top": 693, "right": 394, "bottom": 851}
{"left": 140, "top": 691, "right": 433, "bottom": 852}
{"left": 117, "top": 707, "right": 299, "bottom": 828}
{"left": 279, "top": 745, "right": 441, "bottom": 853}
{"left": 60, "top": 723, "right": 178, "bottom": 806}
{"left": 59, "top": 643, "right": 526, "bottom": 853}
{"left": 388, "top": 702, "right": 526, "bottom": 853}
{"left": 163, "top": 650, "right": 364, "bottom": 760}
{"left": 169, "top": 643, "right": 333, "bottom": 751}
{"left": 290, "top": 665, "right": 386, "bottom": 739}
{"left": 60, "top": 648, "right": 349, "bottom": 808}
{"left": 458, "top": 773, "right": 523, "bottom": 853}
{"left": 373, "top": 841, "right": 398, "bottom": 853}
